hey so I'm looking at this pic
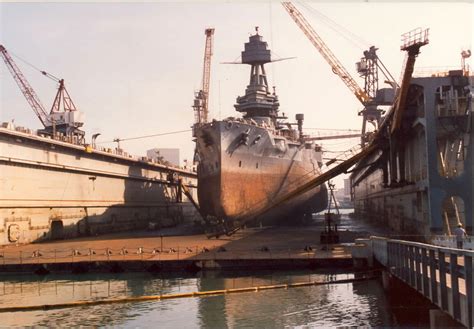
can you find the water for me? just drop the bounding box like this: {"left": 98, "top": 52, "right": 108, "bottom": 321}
{"left": 0, "top": 270, "right": 433, "bottom": 327}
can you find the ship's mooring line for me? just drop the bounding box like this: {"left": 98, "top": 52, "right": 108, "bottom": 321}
{"left": 0, "top": 275, "right": 379, "bottom": 313}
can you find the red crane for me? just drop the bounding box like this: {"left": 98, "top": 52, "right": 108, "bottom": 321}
{"left": 0, "top": 44, "right": 84, "bottom": 139}
{"left": 0, "top": 44, "right": 50, "bottom": 127}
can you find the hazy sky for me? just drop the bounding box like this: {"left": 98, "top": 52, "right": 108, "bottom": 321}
{"left": 1, "top": 1, "right": 473, "bottom": 187}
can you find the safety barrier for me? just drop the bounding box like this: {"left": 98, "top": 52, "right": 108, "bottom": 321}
{"left": 0, "top": 273, "right": 377, "bottom": 313}
{"left": 431, "top": 236, "right": 474, "bottom": 250}
{"left": 371, "top": 236, "right": 473, "bottom": 327}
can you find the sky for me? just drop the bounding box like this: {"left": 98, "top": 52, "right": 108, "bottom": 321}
{"left": 1, "top": 1, "right": 473, "bottom": 188}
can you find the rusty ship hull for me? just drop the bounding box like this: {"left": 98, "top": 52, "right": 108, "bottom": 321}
{"left": 196, "top": 119, "right": 327, "bottom": 226}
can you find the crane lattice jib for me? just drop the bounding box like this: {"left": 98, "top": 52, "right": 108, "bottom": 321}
{"left": 202, "top": 28, "right": 215, "bottom": 123}
{"left": 282, "top": 2, "right": 370, "bottom": 105}
{"left": 0, "top": 45, "right": 49, "bottom": 127}
{"left": 51, "top": 79, "right": 78, "bottom": 113}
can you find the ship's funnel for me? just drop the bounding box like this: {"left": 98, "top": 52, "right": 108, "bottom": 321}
{"left": 296, "top": 113, "right": 304, "bottom": 139}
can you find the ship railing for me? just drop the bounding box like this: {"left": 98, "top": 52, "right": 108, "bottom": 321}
{"left": 413, "top": 66, "right": 461, "bottom": 78}
{"left": 432, "top": 235, "right": 474, "bottom": 250}
{"left": 371, "top": 236, "right": 474, "bottom": 327}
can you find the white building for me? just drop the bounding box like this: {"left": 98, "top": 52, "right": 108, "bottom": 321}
{"left": 147, "top": 148, "right": 180, "bottom": 167}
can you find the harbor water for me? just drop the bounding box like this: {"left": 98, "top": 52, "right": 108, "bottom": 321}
{"left": 0, "top": 270, "right": 434, "bottom": 327}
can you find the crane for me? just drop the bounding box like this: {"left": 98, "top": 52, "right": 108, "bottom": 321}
{"left": 192, "top": 28, "right": 215, "bottom": 128}
{"left": 0, "top": 45, "right": 49, "bottom": 127}
{"left": 281, "top": 2, "right": 396, "bottom": 146}
{"left": 390, "top": 28, "right": 429, "bottom": 134}
{"left": 0, "top": 44, "right": 84, "bottom": 140}
{"left": 282, "top": 2, "right": 369, "bottom": 105}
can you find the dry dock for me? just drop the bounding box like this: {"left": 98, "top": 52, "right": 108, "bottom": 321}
{"left": 0, "top": 216, "right": 386, "bottom": 274}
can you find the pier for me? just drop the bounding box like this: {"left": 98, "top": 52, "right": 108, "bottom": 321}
{"left": 355, "top": 236, "right": 473, "bottom": 327}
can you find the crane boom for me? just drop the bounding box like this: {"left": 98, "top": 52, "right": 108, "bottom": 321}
{"left": 192, "top": 28, "right": 215, "bottom": 126}
{"left": 282, "top": 2, "right": 370, "bottom": 105}
{"left": 202, "top": 28, "right": 215, "bottom": 123}
{"left": 391, "top": 28, "right": 429, "bottom": 134}
{"left": 0, "top": 45, "right": 49, "bottom": 127}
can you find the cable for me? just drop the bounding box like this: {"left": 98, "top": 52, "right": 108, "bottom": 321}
{"left": 269, "top": 0, "right": 276, "bottom": 87}
{"left": 97, "top": 129, "right": 192, "bottom": 144}
{"left": 9, "top": 51, "right": 44, "bottom": 74}
{"left": 9, "top": 50, "right": 59, "bottom": 82}
{"left": 304, "top": 127, "right": 360, "bottom": 132}
{"left": 296, "top": 0, "right": 371, "bottom": 51}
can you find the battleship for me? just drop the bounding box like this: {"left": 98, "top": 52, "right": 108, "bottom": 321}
{"left": 194, "top": 30, "right": 328, "bottom": 234}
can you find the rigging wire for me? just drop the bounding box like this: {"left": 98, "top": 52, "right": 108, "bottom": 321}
{"left": 269, "top": 0, "right": 276, "bottom": 87}
{"left": 295, "top": 0, "right": 371, "bottom": 51}
{"left": 304, "top": 127, "right": 360, "bottom": 131}
{"left": 9, "top": 51, "right": 44, "bottom": 74}
{"left": 97, "top": 129, "right": 192, "bottom": 145}
{"left": 9, "top": 50, "right": 60, "bottom": 82}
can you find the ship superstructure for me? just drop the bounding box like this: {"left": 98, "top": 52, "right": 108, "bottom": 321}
{"left": 195, "top": 30, "right": 327, "bottom": 234}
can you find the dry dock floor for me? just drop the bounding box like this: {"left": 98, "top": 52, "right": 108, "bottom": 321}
{"left": 0, "top": 215, "right": 391, "bottom": 269}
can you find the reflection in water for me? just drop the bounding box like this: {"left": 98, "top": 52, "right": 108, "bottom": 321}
{"left": 0, "top": 271, "right": 432, "bottom": 327}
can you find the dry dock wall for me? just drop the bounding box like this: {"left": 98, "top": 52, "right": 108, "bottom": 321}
{"left": 0, "top": 126, "right": 199, "bottom": 245}
{"left": 352, "top": 74, "right": 473, "bottom": 238}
